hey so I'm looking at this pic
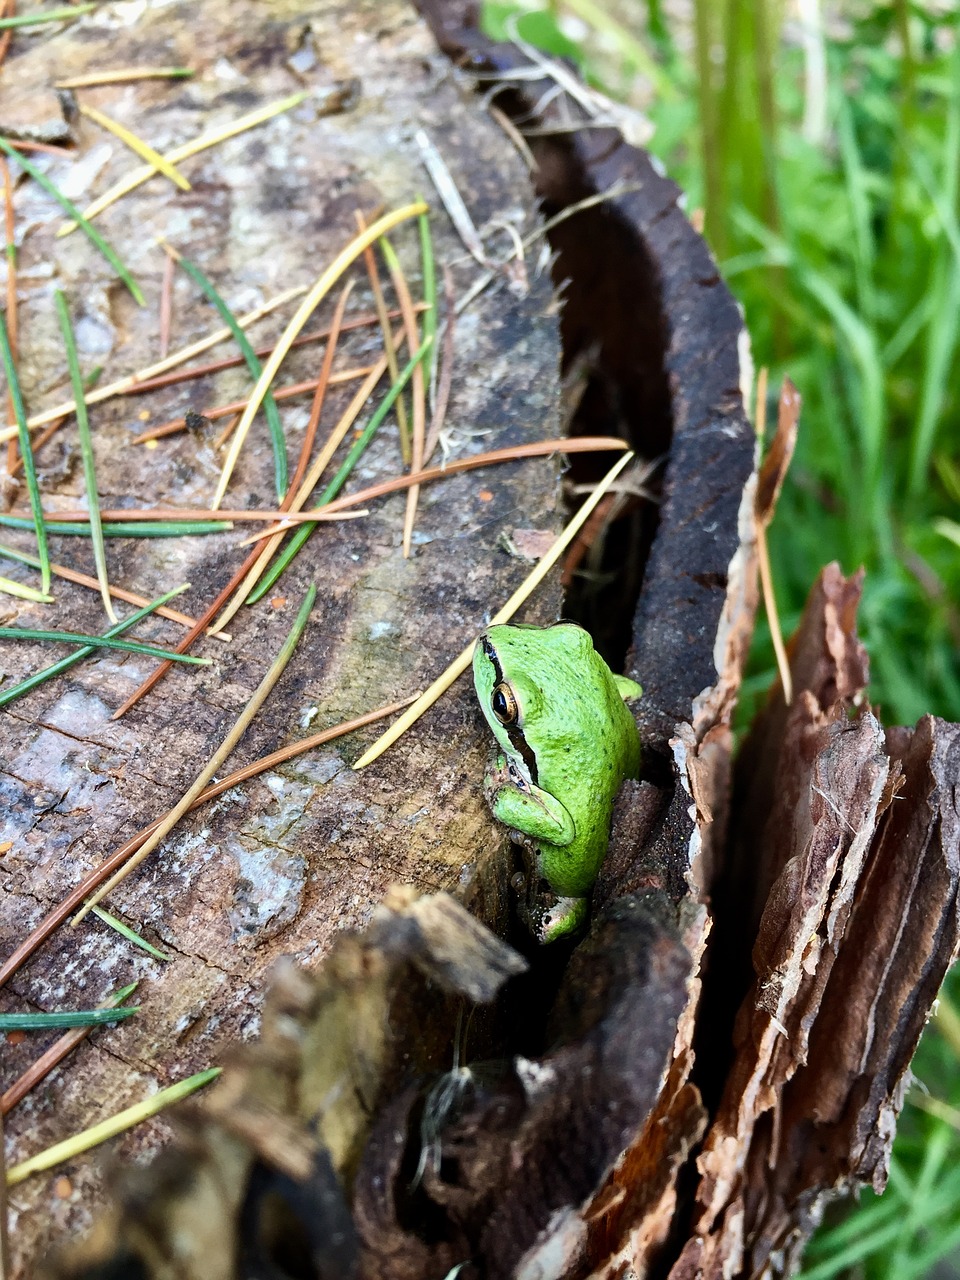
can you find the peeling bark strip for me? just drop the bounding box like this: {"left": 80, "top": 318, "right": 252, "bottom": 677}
{"left": 11, "top": 5, "right": 960, "bottom": 1280}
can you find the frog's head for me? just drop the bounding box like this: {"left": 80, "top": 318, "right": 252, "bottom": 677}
{"left": 472, "top": 622, "right": 592, "bottom": 784}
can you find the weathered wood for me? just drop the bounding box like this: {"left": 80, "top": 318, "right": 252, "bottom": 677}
{"left": 0, "top": 1, "right": 563, "bottom": 1272}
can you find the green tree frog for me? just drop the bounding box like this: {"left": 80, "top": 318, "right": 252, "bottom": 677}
{"left": 472, "top": 622, "right": 642, "bottom": 944}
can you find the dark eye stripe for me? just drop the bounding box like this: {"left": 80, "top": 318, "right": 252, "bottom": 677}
{"left": 480, "top": 635, "right": 538, "bottom": 784}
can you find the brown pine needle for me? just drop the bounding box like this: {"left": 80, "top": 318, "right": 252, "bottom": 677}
{"left": 73, "top": 585, "right": 318, "bottom": 924}
{"left": 131, "top": 364, "right": 375, "bottom": 443}
{"left": 424, "top": 266, "right": 456, "bottom": 465}
{"left": 0, "top": 139, "right": 73, "bottom": 156}
{"left": 239, "top": 436, "right": 630, "bottom": 541}
{"left": 377, "top": 238, "right": 426, "bottom": 558}
{"left": 356, "top": 210, "right": 409, "bottom": 463}
{"left": 1, "top": 155, "right": 17, "bottom": 473}
{"left": 0, "top": 285, "right": 307, "bottom": 443}
{"left": 288, "top": 279, "right": 354, "bottom": 498}
{"left": 117, "top": 304, "right": 422, "bottom": 397}
{"left": 78, "top": 103, "right": 190, "bottom": 191}
{"left": 213, "top": 412, "right": 242, "bottom": 449}
{"left": 213, "top": 201, "right": 428, "bottom": 509}
{"left": 208, "top": 351, "right": 394, "bottom": 634}
{"left": 55, "top": 67, "right": 194, "bottom": 89}
{"left": 353, "top": 450, "right": 635, "bottom": 770}
{"left": 159, "top": 250, "right": 174, "bottom": 358}
{"left": 9, "top": 414, "right": 67, "bottom": 475}
{"left": 0, "top": 694, "right": 417, "bottom": 991}
{"left": 0, "top": 0, "right": 13, "bottom": 73}
{"left": 8, "top": 438, "right": 628, "bottom": 534}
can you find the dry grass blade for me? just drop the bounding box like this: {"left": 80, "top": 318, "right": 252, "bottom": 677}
{"left": 57, "top": 93, "right": 306, "bottom": 236}
{"left": 73, "top": 584, "right": 317, "bottom": 922}
{"left": 0, "top": 696, "right": 414, "bottom": 990}
{"left": 0, "top": 285, "right": 307, "bottom": 442}
{"left": 352, "top": 450, "right": 635, "bottom": 770}
{"left": 2, "top": 983, "right": 138, "bottom": 1116}
{"left": 212, "top": 201, "right": 427, "bottom": 508}
{"left": 78, "top": 103, "right": 190, "bottom": 190}
{"left": 356, "top": 210, "right": 409, "bottom": 462}
{"left": 6, "top": 1068, "right": 221, "bottom": 1187}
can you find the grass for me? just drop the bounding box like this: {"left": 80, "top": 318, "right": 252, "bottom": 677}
{"left": 482, "top": 3, "right": 960, "bottom": 1276}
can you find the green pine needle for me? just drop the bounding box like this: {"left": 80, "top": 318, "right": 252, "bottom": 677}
{"left": 0, "top": 4, "right": 95, "bottom": 28}
{"left": 0, "top": 584, "right": 188, "bottom": 709}
{"left": 91, "top": 906, "right": 171, "bottom": 961}
{"left": 0, "top": 1006, "right": 139, "bottom": 1032}
{"left": 0, "top": 625, "right": 211, "bottom": 665}
{"left": 0, "top": 137, "right": 144, "bottom": 306}
{"left": 0, "top": 311, "right": 50, "bottom": 593}
{"left": 55, "top": 289, "right": 115, "bottom": 621}
{"left": 0, "top": 515, "right": 232, "bottom": 537}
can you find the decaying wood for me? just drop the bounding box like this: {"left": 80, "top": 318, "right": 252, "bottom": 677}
{"left": 6, "top": 4, "right": 959, "bottom": 1280}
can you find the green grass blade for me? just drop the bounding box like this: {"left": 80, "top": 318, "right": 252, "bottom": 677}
{"left": 246, "top": 334, "right": 433, "bottom": 603}
{"left": 0, "top": 515, "right": 232, "bottom": 536}
{"left": 0, "top": 626, "right": 211, "bottom": 664}
{"left": 172, "top": 251, "right": 287, "bottom": 498}
{"left": 0, "top": 1006, "right": 139, "bottom": 1032}
{"left": 0, "top": 311, "right": 50, "bottom": 593}
{"left": 0, "top": 4, "right": 95, "bottom": 28}
{"left": 0, "top": 138, "right": 144, "bottom": 306}
{"left": 54, "top": 289, "right": 115, "bottom": 621}
{"left": 6, "top": 1067, "right": 221, "bottom": 1187}
{"left": 0, "top": 584, "right": 188, "bottom": 708}
{"left": 91, "top": 906, "right": 171, "bottom": 961}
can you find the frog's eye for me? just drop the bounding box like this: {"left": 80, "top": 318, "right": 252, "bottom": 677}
{"left": 491, "top": 682, "right": 519, "bottom": 726}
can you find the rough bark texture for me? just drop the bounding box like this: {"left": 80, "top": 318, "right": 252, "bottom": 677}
{"left": 5, "top": 4, "right": 959, "bottom": 1280}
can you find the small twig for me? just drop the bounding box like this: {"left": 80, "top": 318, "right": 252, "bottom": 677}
{"left": 352, "top": 450, "right": 635, "bottom": 770}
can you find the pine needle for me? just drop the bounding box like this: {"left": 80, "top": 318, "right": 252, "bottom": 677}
{"left": 352, "top": 450, "right": 635, "bottom": 770}
{"left": 72, "top": 585, "right": 317, "bottom": 922}
{"left": 1, "top": 154, "right": 18, "bottom": 474}
{"left": 57, "top": 93, "right": 306, "bottom": 237}
{"left": 0, "top": 626, "right": 211, "bottom": 665}
{"left": 0, "top": 311, "right": 48, "bottom": 592}
{"left": 6, "top": 1068, "right": 221, "bottom": 1187}
{"left": 91, "top": 906, "right": 170, "bottom": 961}
{"left": 0, "top": 515, "right": 232, "bottom": 537}
{"left": 246, "top": 336, "right": 432, "bottom": 603}
{"left": 0, "top": 544, "right": 223, "bottom": 635}
{"left": 378, "top": 235, "right": 426, "bottom": 557}
{"left": 54, "top": 289, "right": 115, "bottom": 621}
{"left": 0, "top": 1006, "right": 138, "bottom": 1032}
{"left": 0, "top": 696, "right": 415, "bottom": 988}
{"left": 55, "top": 68, "right": 194, "bottom": 89}
{"left": 162, "top": 241, "right": 287, "bottom": 497}
{"left": 2, "top": 983, "right": 138, "bottom": 1116}
{"left": 0, "top": 139, "right": 143, "bottom": 305}
{"left": 356, "top": 210, "right": 409, "bottom": 462}
{"left": 0, "top": 3, "right": 94, "bottom": 28}
{"left": 287, "top": 280, "right": 354, "bottom": 498}
{"left": 0, "top": 585, "right": 189, "bottom": 709}
{"left": 213, "top": 201, "right": 428, "bottom": 509}
{"left": 0, "top": 576, "right": 51, "bottom": 603}
{"left": 78, "top": 103, "right": 190, "bottom": 191}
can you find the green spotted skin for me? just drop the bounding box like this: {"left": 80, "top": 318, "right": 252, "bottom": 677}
{"left": 472, "top": 622, "right": 641, "bottom": 942}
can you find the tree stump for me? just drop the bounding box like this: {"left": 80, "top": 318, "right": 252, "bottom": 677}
{"left": 1, "top": 3, "right": 957, "bottom": 1279}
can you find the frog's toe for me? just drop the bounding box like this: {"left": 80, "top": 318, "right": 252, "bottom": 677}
{"left": 536, "top": 896, "right": 588, "bottom": 944}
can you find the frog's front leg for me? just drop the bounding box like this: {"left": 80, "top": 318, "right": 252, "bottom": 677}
{"left": 484, "top": 754, "right": 576, "bottom": 846}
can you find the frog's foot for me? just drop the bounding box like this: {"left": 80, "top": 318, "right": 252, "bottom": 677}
{"left": 528, "top": 894, "right": 588, "bottom": 944}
